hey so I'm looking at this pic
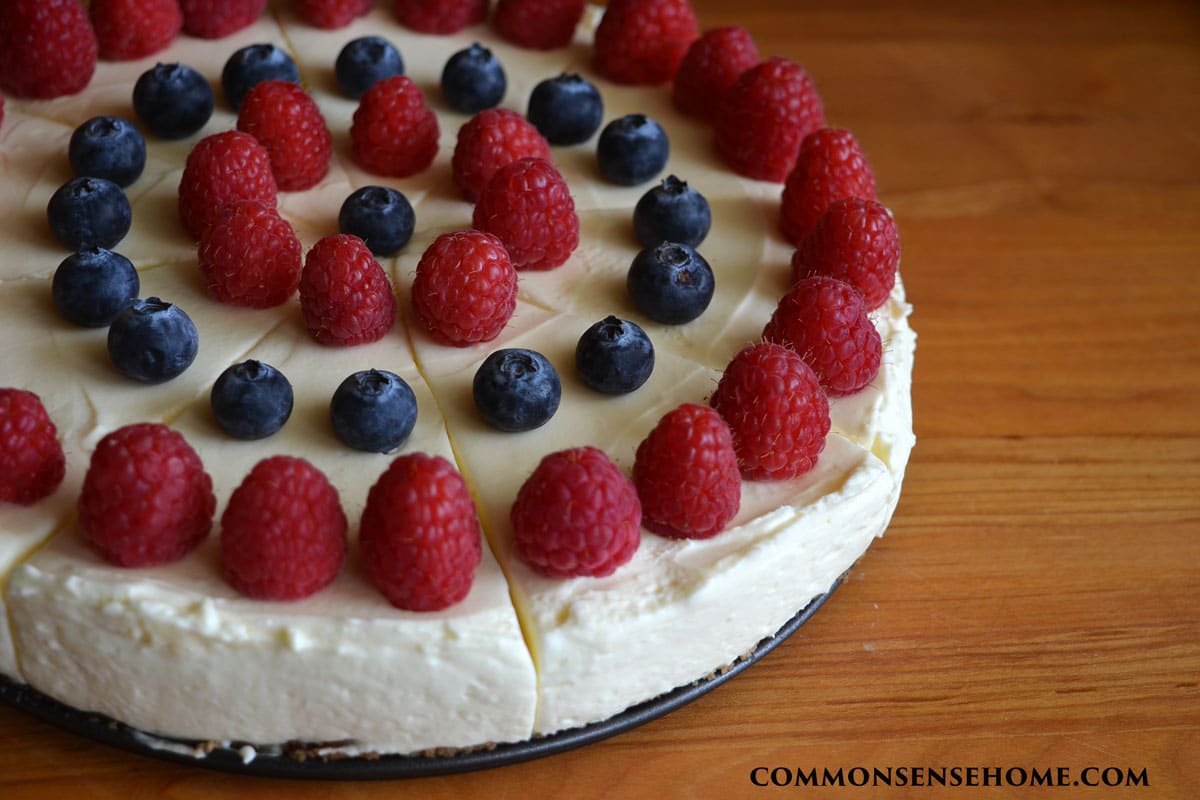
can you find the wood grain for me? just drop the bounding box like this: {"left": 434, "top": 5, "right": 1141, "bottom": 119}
{"left": 2, "top": 1, "right": 1198, "bottom": 797}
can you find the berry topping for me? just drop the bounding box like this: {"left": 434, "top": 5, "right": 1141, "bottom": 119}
{"left": 393, "top": 0, "right": 487, "bottom": 35}
{"left": 68, "top": 116, "right": 147, "bottom": 188}
{"left": 575, "top": 316, "right": 655, "bottom": 395}
{"left": 792, "top": 197, "right": 900, "bottom": 310}
{"left": 0, "top": 389, "right": 65, "bottom": 506}
{"left": 237, "top": 79, "right": 332, "bottom": 191}
{"left": 633, "top": 175, "right": 711, "bottom": 249}
{"left": 221, "top": 43, "right": 301, "bottom": 111}
{"left": 526, "top": 73, "right": 604, "bottom": 146}
{"left": 210, "top": 360, "right": 294, "bottom": 440}
{"left": 634, "top": 403, "right": 740, "bottom": 539}
{"left": 473, "top": 348, "right": 561, "bottom": 432}
{"left": 79, "top": 423, "right": 215, "bottom": 567}
{"left": 52, "top": 247, "right": 140, "bottom": 328}
{"left": 132, "top": 62, "right": 215, "bottom": 140}
{"left": 511, "top": 446, "right": 641, "bottom": 578}
{"left": 593, "top": 0, "right": 699, "bottom": 86}
{"left": 295, "top": 0, "right": 373, "bottom": 29}
{"left": 198, "top": 199, "right": 302, "bottom": 308}
{"left": 709, "top": 342, "right": 830, "bottom": 480}
{"left": 106, "top": 297, "right": 200, "bottom": 384}
{"left": 493, "top": 0, "right": 586, "bottom": 51}
{"left": 46, "top": 177, "right": 132, "bottom": 251}
{"left": 220, "top": 456, "right": 346, "bottom": 600}
{"left": 780, "top": 128, "right": 878, "bottom": 246}
{"left": 335, "top": 36, "right": 405, "bottom": 100}
{"left": 762, "top": 275, "right": 883, "bottom": 396}
{"left": 179, "top": 0, "right": 267, "bottom": 40}
{"left": 627, "top": 242, "right": 714, "bottom": 325}
{"left": 299, "top": 234, "right": 396, "bottom": 346}
{"left": 412, "top": 230, "right": 518, "bottom": 347}
{"left": 359, "top": 453, "right": 483, "bottom": 611}
{"left": 597, "top": 114, "right": 669, "bottom": 186}
{"left": 330, "top": 369, "right": 418, "bottom": 453}
{"left": 452, "top": 108, "right": 551, "bottom": 202}
{"left": 0, "top": 0, "right": 97, "bottom": 100}
{"left": 351, "top": 75, "right": 440, "bottom": 178}
{"left": 338, "top": 185, "right": 415, "bottom": 257}
{"left": 90, "top": 0, "right": 182, "bottom": 62}
{"left": 441, "top": 43, "right": 507, "bottom": 114}
{"left": 671, "top": 25, "right": 760, "bottom": 123}
{"left": 715, "top": 57, "right": 825, "bottom": 182}
{"left": 178, "top": 130, "right": 278, "bottom": 240}
{"left": 474, "top": 158, "right": 579, "bottom": 271}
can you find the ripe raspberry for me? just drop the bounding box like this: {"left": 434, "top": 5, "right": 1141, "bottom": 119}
{"left": 593, "top": 0, "right": 699, "bottom": 86}
{"left": 299, "top": 234, "right": 396, "bottom": 346}
{"left": 792, "top": 197, "right": 899, "bottom": 310}
{"left": 493, "top": 0, "right": 586, "bottom": 50}
{"left": 0, "top": 0, "right": 97, "bottom": 99}
{"left": 237, "top": 80, "right": 332, "bottom": 192}
{"left": 710, "top": 342, "right": 830, "bottom": 480}
{"left": 179, "top": 0, "right": 267, "bottom": 39}
{"left": 671, "top": 26, "right": 760, "bottom": 123}
{"left": 715, "top": 57, "right": 825, "bottom": 182}
{"left": 412, "top": 230, "right": 518, "bottom": 346}
{"left": 78, "top": 423, "right": 215, "bottom": 567}
{"left": 452, "top": 109, "right": 552, "bottom": 203}
{"left": 294, "top": 0, "right": 372, "bottom": 29}
{"left": 780, "top": 128, "right": 878, "bottom": 246}
{"left": 351, "top": 75, "right": 440, "bottom": 178}
{"left": 512, "top": 446, "right": 641, "bottom": 578}
{"left": 762, "top": 275, "right": 882, "bottom": 396}
{"left": 179, "top": 130, "right": 278, "bottom": 240}
{"left": 473, "top": 157, "right": 579, "bottom": 271}
{"left": 360, "top": 453, "right": 483, "bottom": 611}
{"left": 90, "top": 0, "right": 182, "bottom": 61}
{"left": 0, "top": 389, "right": 65, "bottom": 505}
{"left": 198, "top": 199, "right": 302, "bottom": 307}
{"left": 393, "top": 0, "right": 487, "bottom": 34}
{"left": 634, "top": 403, "right": 740, "bottom": 540}
{"left": 221, "top": 456, "right": 346, "bottom": 600}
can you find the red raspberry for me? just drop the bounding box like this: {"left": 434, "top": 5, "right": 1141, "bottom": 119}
{"left": 593, "top": 0, "right": 699, "bottom": 86}
{"left": 512, "top": 446, "right": 641, "bottom": 578}
{"left": 763, "top": 275, "right": 882, "bottom": 396}
{"left": 780, "top": 128, "right": 878, "bottom": 246}
{"left": 671, "top": 26, "right": 760, "bottom": 123}
{"left": 0, "top": 0, "right": 97, "bottom": 100}
{"left": 452, "top": 108, "right": 552, "bottom": 203}
{"left": 0, "top": 389, "right": 65, "bottom": 506}
{"left": 178, "top": 130, "right": 278, "bottom": 240}
{"left": 412, "top": 230, "right": 518, "bottom": 346}
{"left": 198, "top": 199, "right": 302, "bottom": 308}
{"left": 393, "top": 0, "right": 487, "bottom": 34}
{"left": 299, "top": 234, "right": 396, "bottom": 346}
{"left": 237, "top": 80, "right": 332, "bottom": 192}
{"left": 294, "top": 0, "right": 372, "bottom": 29}
{"left": 715, "top": 57, "right": 825, "bottom": 183}
{"left": 793, "top": 197, "right": 899, "bottom": 310}
{"left": 78, "top": 423, "right": 215, "bottom": 567}
{"left": 221, "top": 456, "right": 346, "bottom": 600}
{"left": 90, "top": 0, "right": 182, "bottom": 61}
{"left": 359, "top": 453, "right": 483, "bottom": 611}
{"left": 493, "top": 0, "right": 586, "bottom": 50}
{"left": 633, "top": 403, "right": 740, "bottom": 540}
{"left": 179, "top": 0, "right": 267, "bottom": 39}
{"left": 709, "top": 342, "right": 830, "bottom": 480}
{"left": 351, "top": 75, "right": 440, "bottom": 178}
{"left": 473, "top": 157, "right": 579, "bottom": 271}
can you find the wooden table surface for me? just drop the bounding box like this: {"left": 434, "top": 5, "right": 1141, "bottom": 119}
{"left": 3, "top": 1, "right": 1198, "bottom": 797}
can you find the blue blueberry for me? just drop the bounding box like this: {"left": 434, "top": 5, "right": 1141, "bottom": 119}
{"left": 527, "top": 73, "right": 604, "bottom": 146}
{"left": 330, "top": 369, "right": 418, "bottom": 453}
{"left": 597, "top": 114, "right": 669, "bottom": 186}
{"left": 52, "top": 248, "right": 140, "bottom": 328}
{"left": 46, "top": 177, "right": 132, "bottom": 251}
{"left": 338, "top": 186, "right": 415, "bottom": 257}
{"left": 627, "top": 243, "right": 715, "bottom": 325}
{"left": 575, "top": 316, "right": 655, "bottom": 395}
{"left": 335, "top": 36, "right": 405, "bottom": 100}
{"left": 633, "top": 175, "right": 711, "bottom": 249}
{"left": 222, "top": 43, "right": 300, "bottom": 110}
{"left": 211, "top": 360, "right": 294, "bottom": 440}
{"left": 132, "top": 62, "right": 215, "bottom": 139}
{"left": 68, "top": 117, "right": 147, "bottom": 188}
{"left": 441, "top": 44, "right": 506, "bottom": 114}
{"left": 107, "top": 297, "right": 199, "bottom": 384}
{"left": 473, "top": 349, "right": 561, "bottom": 432}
